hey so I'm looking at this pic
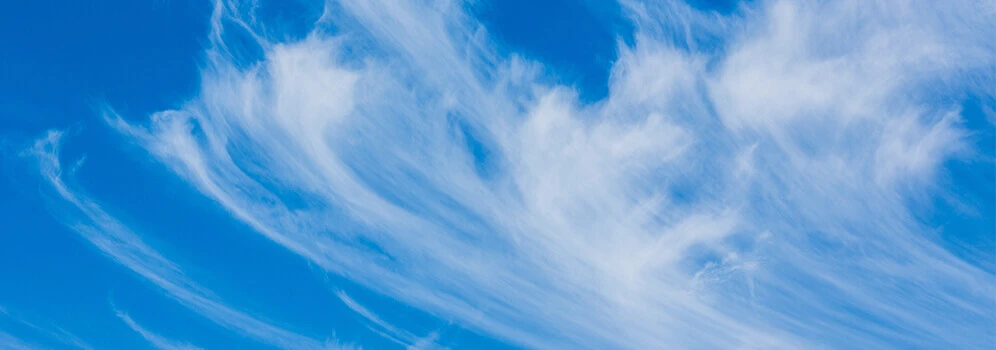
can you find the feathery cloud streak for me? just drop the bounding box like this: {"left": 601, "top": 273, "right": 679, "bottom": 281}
{"left": 335, "top": 291, "right": 442, "bottom": 349}
{"left": 114, "top": 308, "right": 203, "bottom": 350}
{"left": 0, "top": 331, "right": 33, "bottom": 350}
{"left": 96, "top": 0, "right": 994, "bottom": 348}
{"left": 0, "top": 306, "right": 92, "bottom": 349}
{"left": 25, "top": 131, "right": 339, "bottom": 349}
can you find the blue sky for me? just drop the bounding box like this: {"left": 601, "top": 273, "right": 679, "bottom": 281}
{"left": 0, "top": 0, "right": 993, "bottom": 349}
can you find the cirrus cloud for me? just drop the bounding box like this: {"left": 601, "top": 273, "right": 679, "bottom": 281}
{"left": 24, "top": 0, "right": 996, "bottom": 348}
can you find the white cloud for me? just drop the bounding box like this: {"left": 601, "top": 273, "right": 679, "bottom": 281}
{"left": 335, "top": 290, "right": 443, "bottom": 349}
{"left": 0, "top": 331, "right": 33, "bottom": 350}
{"left": 115, "top": 308, "right": 202, "bottom": 350}
{"left": 0, "top": 306, "right": 92, "bottom": 350}
{"left": 96, "top": 0, "right": 996, "bottom": 348}
{"left": 25, "top": 131, "right": 342, "bottom": 350}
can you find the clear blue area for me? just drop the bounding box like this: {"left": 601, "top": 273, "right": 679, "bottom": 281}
{"left": 477, "top": 0, "right": 631, "bottom": 102}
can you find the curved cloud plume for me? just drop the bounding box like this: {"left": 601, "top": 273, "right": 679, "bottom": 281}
{"left": 92, "top": 0, "right": 996, "bottom": 348}
{"left": 25, "top": 131, "right": 341, "bottom": 349}
{"left": 114, "top": 308, "right": 203, "bottom": 350}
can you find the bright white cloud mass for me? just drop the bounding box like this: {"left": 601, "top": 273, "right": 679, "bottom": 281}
{"left": 20, "top": 0, "right": 994, "bottom": 348}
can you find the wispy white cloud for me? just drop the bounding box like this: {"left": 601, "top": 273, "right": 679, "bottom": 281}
{"left": 0, "top": 331, "right": 33, "bottom": 350}
{"left": 25, "top": 131, "right": 342, "bottom": 350}
{"left": 0, "top": 305, "right": 93, "bottom": 350}
{"left": 96, "top": 0, "right": 995, "bottom": 348}
{"left": 336, "top": 291, "right": 408, "bottom": 346}
{"left": 114, "top": 308, "right": 202, "bottom": 350}
{"left": 335, "top": 290, "right": 443, "bottom": 349}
